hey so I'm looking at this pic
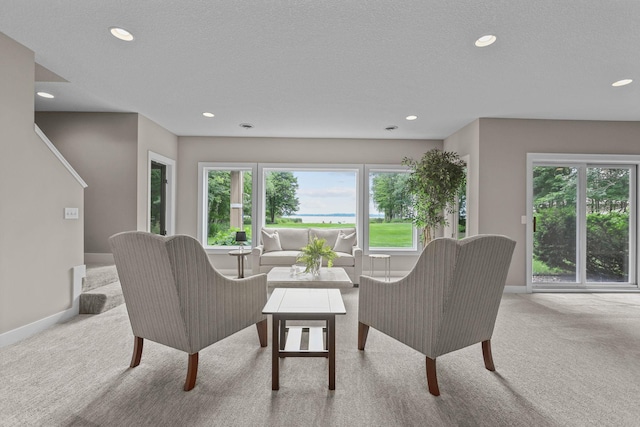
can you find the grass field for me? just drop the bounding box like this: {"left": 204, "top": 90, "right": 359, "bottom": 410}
{"left": 368, "top": 222, "right": 413, "bottom": 247}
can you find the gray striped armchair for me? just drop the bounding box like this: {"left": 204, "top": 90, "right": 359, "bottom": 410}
{"left": 358, "top": 235, "right": 516, "bottom": 396}
{"left": 109, "top": 231, "right": 268, "bottom": 391}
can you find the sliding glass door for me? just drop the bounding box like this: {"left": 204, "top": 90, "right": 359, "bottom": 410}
{"left": 532, "top": 163, "right": 635, "bottom": 287}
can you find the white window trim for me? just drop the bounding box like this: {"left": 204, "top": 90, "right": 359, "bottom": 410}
{"left": 197, "top": 162, "right": 421, "bottom": 256}
{"left": 197, "top": 162, "right": 258, "bottom": 252}
{"left": 526, "top": 153, "right": 639, "bottom": 293}
{"left": 148, "top": 151, "right": 176, "bottom": 236}
{"left": 365, "top": 164, "right": 419, "bottom": 255}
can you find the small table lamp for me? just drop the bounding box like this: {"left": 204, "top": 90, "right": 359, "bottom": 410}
{"left": 235, "top": 231, "right": 247, "bottom": 254}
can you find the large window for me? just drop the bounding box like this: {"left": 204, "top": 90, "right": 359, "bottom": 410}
{"left": 198, "top": 163, "right": 256, "bottom": 249}
{"left": 198, "top": 162, "right": 421, "bottom": 255}
{"left": 365, "top": 166, "right": 417, "bottom": 252}
{"left": 261, "top": 166, "right": 359, "bottom": 231}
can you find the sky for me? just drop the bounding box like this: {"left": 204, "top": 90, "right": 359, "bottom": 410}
{"left": 292, "top": 171, "right": 358, "bottom": 215}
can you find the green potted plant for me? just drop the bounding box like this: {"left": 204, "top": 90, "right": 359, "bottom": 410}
{"left": 297, "top": 236, "right": 337, "bottom": 275}
{"left": 402, "top": 148, "right": 466, "bottom": 244}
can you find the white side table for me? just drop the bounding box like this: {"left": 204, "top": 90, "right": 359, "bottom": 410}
{"left": 369, "top": 254, "right": 390, "bottom": 281}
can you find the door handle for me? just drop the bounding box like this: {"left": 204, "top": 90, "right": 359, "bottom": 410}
{"left": 533, "top": 216, "right": 537, "bottom": 232}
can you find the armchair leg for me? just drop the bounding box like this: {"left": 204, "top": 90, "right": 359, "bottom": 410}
{"left": 184, "top": 353, "right": 199, "bottom": 391}
{"left": 426, "top": 357, "right": 440, "bottom": 396}
{"left": 256, "top": 319, "right": 268, "bottom": 347}
{"left": 482, "top": 340, "right": 495, "bottom": 371}
{"left": 358, "top": 322, "right": 370, "bottom": 350}
{"left": 130, "top": 336, "right": 143, "bottom": 368}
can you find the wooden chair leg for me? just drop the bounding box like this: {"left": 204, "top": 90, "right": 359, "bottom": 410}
{"left": 482, "top": 340, "right": 495, "bottom": 371}
{"left": 358, "top": 322, "right": 370, "bottom": 350}
{"left": 184, "top": 353, "right": 199, "bottom": 391}
{"left": 256, "top": 319, "right": 268, "bottom": 347}
{"left": 426, "top": 357, "right": 440, "bottom": 396}
{"left": 130, "top": 336, "right": 143, "bottom": 368}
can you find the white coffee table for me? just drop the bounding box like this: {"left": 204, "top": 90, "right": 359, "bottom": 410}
{"left": 267, "top": 267, "right": 353, "bottom": 287}
{"left": 262, "top": 288, "right": 347, "bottom": 390}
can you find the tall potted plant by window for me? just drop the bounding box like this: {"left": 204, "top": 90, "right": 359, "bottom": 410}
{"left": 402, "top": 149, "right": 466, "bottom": 244}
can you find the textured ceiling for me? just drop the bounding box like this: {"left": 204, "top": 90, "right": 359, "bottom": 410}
{"left": 1, "top": 1, "right": 638, "bottom": 139}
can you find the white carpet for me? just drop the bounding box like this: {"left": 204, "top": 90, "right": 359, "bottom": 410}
{"left": 2, "top": 290, "right": 640, "bottom": 426}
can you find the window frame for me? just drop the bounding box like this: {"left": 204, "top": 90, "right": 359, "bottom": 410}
{"left": 257, "top": 163, "right": 364, "bottom": 238}
{"left": 197, "top": 162, "right": 258, "bottom": 252}
{"left": 197, "top": 162, "right": 422, "bottom": 256}
{"left": 365, "top": 164, "right": 419, "bottom": 255}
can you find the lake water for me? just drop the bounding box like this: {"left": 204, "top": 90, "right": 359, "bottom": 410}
{"left": 284, "top": 215, "right": 356, "bottom": 224}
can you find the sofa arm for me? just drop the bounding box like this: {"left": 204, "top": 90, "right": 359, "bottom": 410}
{"left": 252, "top": 245, "right": 264, "bottom": 276}
{"left": 352, "top": 246, "right": 362, "bottom": 284}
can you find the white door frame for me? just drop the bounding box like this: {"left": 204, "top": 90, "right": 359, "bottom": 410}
{"left": 148, "top": 151, "right": 176, "bottom": 236}
{"left": 526, "top": 153, "right": 639, "bottom": 292}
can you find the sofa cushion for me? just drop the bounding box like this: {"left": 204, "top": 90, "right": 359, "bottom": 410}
{"left": 274, "top": 228, "right": 309, "bottom": 250}
{"left": 310, "top": 227, "right": 357, "bottom": 248}
{"left": 262, "top": 229, "right": 282, "bottom": 253}
{"left": 334, "top": 230, "right": 357, "bottom": 253}
{"left": 260, "top": 250, "right": 301, "bottom": 266}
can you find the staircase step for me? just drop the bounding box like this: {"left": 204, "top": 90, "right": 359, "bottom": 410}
{"left": 79, "top": 281, "right": 124, "bottom": 314}
{"left": 83, "top": 264, "right": 119, "bottom": 292}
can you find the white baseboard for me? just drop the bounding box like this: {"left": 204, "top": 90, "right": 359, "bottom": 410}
{"left": 85, "top": 253, "right": 114, "bottom": 264}
{"left": 504, "top": 285, "right": 529, "bottom": 293}
{"left": 0, "top": 265, "right": 85, "bottom": 349}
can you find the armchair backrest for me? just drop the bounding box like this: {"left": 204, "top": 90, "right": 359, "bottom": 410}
{"left": 109, "top": 231, "right": 190, "bottom": 351}
{"left": 435, "top": 235, "right": 516, "bottom": 356}
{"left": 110, "top": 231, "right": 267, "bottom": 355}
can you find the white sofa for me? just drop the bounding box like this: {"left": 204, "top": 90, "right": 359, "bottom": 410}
{"left": 251, "top": 227, "right": 362, "bottom": 285}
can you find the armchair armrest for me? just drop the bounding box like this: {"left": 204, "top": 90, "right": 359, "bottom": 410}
{"left": 358, "top": 271, "right": 442, "bottom": 357}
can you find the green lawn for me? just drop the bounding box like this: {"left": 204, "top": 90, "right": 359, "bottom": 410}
{"left": 369, "top": 222, "right": 413, "bottom": 247}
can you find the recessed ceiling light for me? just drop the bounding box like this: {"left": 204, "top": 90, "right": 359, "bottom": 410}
{"left": 475, "top": 35, "right": 496, "bottom": 47}
{"left": 612, "top": 79, "right": 633, "bottom": 87}
{"left": 385, "top": 125, "right": 398, "bottom": 131}
{"left": 202, "top": 112, "right": 215, "bottom": 118}
{"left": 406, "top": 115, "right": 418, "bottom": 121}
{"left": 36, "top": 91, "right": 54, "bottom": 99}
{"left": 109, "top": 27, "right": 134, "bottom": 42}
{"left": 239, "top": 123, "right": 253, "bottom": 129}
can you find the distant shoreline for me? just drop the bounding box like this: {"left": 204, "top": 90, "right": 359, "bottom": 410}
{"left": 286, "top": 213, "right": 383, "bottom": 217}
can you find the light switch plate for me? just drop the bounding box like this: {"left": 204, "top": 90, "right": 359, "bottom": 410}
{"left": 521, "top": 215, "right": 527, "bottom": 225}
{"left": 64, "top": 207, "right": 79, "bottom": 220}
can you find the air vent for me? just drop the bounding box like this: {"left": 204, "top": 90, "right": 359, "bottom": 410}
{"left": 385, "top": 125, "right": 398, "bottom": 131}
{"left": 239, "top": 123, "right": 254, "bottom": 129}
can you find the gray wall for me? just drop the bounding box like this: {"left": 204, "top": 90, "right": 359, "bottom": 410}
{"left": 136, "top": 115, "right": 178, "bottom": 231}
{"left": 0, "top": 33, "right": 84, "bottom": 334}
{"left": 176, "top": 136, "right": 440, "bottom": 271}
{"left": 443, "top": 119, "right": 480, "bottom": 236}
{"left": 35, "top": 112, "right": 139, "bottom": 255}
{"left": 456, "top": 118, "right": 640, "bottom": 287}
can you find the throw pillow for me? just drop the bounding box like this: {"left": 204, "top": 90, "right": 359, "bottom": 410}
{"left": 262, "top": 229, "right": 282, "bottom": 252}
{"left": 334, "top": 231, "right": 356, "bottom": 253}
